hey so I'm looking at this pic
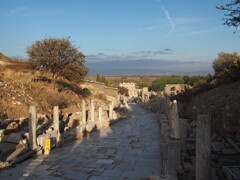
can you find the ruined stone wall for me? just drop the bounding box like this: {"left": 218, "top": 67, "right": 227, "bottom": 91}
{"left": 164, "top": 84, "right": 189, "bottom": 96}
{"left": 177, "top": 81, "right": 240, "bottom": 137}
{"left": 119, "top": 82, "right": 138, "bottom": 98}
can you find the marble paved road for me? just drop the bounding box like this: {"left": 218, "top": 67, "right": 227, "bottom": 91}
{"left": 0, "top": 104, "right": 163, "bottom": 180}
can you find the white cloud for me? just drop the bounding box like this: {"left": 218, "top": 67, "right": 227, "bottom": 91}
{"left": 5, "top": 6, "right": 27, "bottom": 16}
{"left": 4, "top": 6, "right": 56, "bottom": 17}
{"left": 87, "top": 49, "right": 174, "bottom": 62}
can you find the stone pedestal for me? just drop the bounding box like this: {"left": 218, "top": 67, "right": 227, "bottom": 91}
{"left": 29, "top": 106, "right": 37, "bottom": 150}
{"left": 196, "top": 115, "right": 211, "bottom": 180}
{"left": 82, "top": 99, "right": 86, "bottom": 124}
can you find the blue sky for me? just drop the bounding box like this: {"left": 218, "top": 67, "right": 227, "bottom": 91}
{"left": 0, "top": 0, "right": 239, "bottom": 75}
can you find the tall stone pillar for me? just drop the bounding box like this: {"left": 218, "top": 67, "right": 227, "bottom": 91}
{"left": 29, "top": 106, "right": 37, "bottom": 150}
{"left": 166, "top": 138, "right": 181, "bottom": 169}
{"left": 90, "top": 100, "right": 95, "bottom": 122}
{"left": 98, "top": 106, "right": 102, "bottom": 123}
{"left": 82, "top": 99, "right": 86, "bottom": 124}
{"left": 196, "top": 115, "right": 211, "bottom": 180}
{"left": 109, "top": 102, "right": 113, "bottom": 119}
{"left": 53, "top": 106, "right": 61, "bottom": 143}
{"left": 170, "top": 100, "right": 180, "bottom": 139}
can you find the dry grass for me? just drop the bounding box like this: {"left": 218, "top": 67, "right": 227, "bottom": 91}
{"left": 0, "top": 63, "right": 93, "bottom": 119}
{"left": 94, "top": 93, "right": 108, "bottom": 103}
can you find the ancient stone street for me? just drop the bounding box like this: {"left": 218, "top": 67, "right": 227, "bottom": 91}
{"left": 0, "top": 104, "right": 163, "bottom": 180}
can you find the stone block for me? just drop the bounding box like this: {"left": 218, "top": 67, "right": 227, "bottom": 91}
{"left": 2, "top": 133, "right": 22, "bottom": 144}
{"left": 37, "top": 130, "right": 58, "bottom": 147}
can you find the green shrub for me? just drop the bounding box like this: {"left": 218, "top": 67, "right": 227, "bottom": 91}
{"left": 139, "top": 83, "right": 149, "bottom": 89}
{"left": 82, "top": 88, "right": 91, "bottom": 95}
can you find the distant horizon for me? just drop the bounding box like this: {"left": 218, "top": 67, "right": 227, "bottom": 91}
{"left": 86, "top": 68, "right": 213, "bottom": 76}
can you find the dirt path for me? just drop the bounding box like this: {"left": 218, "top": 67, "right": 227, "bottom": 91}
{"left": 0, "top": 104, "right": 162, "bottom": 180}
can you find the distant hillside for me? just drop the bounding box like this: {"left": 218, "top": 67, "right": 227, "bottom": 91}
{"left": 0, "top": 53, "right": 12, "bottom": 65}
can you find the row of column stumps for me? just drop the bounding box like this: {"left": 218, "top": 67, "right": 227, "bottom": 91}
{"left": 29, "top": 99, "right": 115, "bottom": 151}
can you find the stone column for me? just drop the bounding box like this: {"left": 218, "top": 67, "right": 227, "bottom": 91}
{"left": 53, "top": 106, "right": 61, "bottom": 144}
{"left": 109, "top": 102, "right": 113, "bottom": 119}
{"left": 98, "top": 106, "right": 102, "bottom": 123}
{"left": 29, "top": 106, "right": 37, "bottom": 150}
{"left": 170, "top": 100, "right": 180, "bottom": 139}
{"left": 166, "top": 138, "right": 181, "bottom": 169}
{"left": 90, "top": 100, "right": 95, "bottom": 122}
{"left": 196, "top": 115, "right": 211, "bottom": 180}
{"left": 82, "top": 99, "right": 86, "bottom": 124}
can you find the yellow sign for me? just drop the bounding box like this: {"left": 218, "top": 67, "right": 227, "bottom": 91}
{"left": 45, "top": 139, "right": 51, "bottom": 150}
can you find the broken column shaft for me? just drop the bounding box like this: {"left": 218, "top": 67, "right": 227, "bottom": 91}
{"left": 90, "top": 100, "right": 95, "bottom": 122}
{"left": 29, "top": 106, "right": 37, "bottom": 150}
{"left": 82, "top": 99, "right": 86, "bottom": 124}
{"left": 53, "top": 106, "right": 61, "bottom": 144}
{"left": 170, "top": 100, "right": 180, "bottom": 139}
{"left": 196, "top": 115, "right": 211, "bottom": 180}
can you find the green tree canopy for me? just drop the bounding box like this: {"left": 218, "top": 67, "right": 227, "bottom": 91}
{"left": 151, "top": 76, "right": 184, "bottom": 92}
{"left": 183, "top": 76, "right": 201, "bottom": 86}
{"left": 212, "top": 52, "right": 240, "bottom": 81}
{"left": 27, "top": 37, "right": 88, "bottom": 85}
{"left": 96, "top": 74, "right": 101, "bottom": 82}
{"left": 212, "top": 52, "right": 239, "bottom": 77}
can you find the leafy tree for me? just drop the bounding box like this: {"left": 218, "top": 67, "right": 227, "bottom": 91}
{"left": 183, "top": 76, "right": 199, "bottom": 86}
{"left": 151, "top": 76, "right": 184, "bottom": 92}
{"left": 183, "top": 75, "right": 213, "bottom": 86}
{"left": 96, "top": 74, "right": 101, "bottom": 82}
{"left": 217, "top": 0, "right": 240, "bottom": 30}
{"left": 224, "top": 55, "right": 240, "bottom": 81}
{"left": 27, "top": 37, "right": 88, "bottom": 88}
{"left": 203, "top": 74, "right": 213, "bottom": 83}
{"left": 212, "top": 52, "right": 239, "bottom": 77}
{"left": 101, "top": 76, "right": 106, "bottom": 83}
